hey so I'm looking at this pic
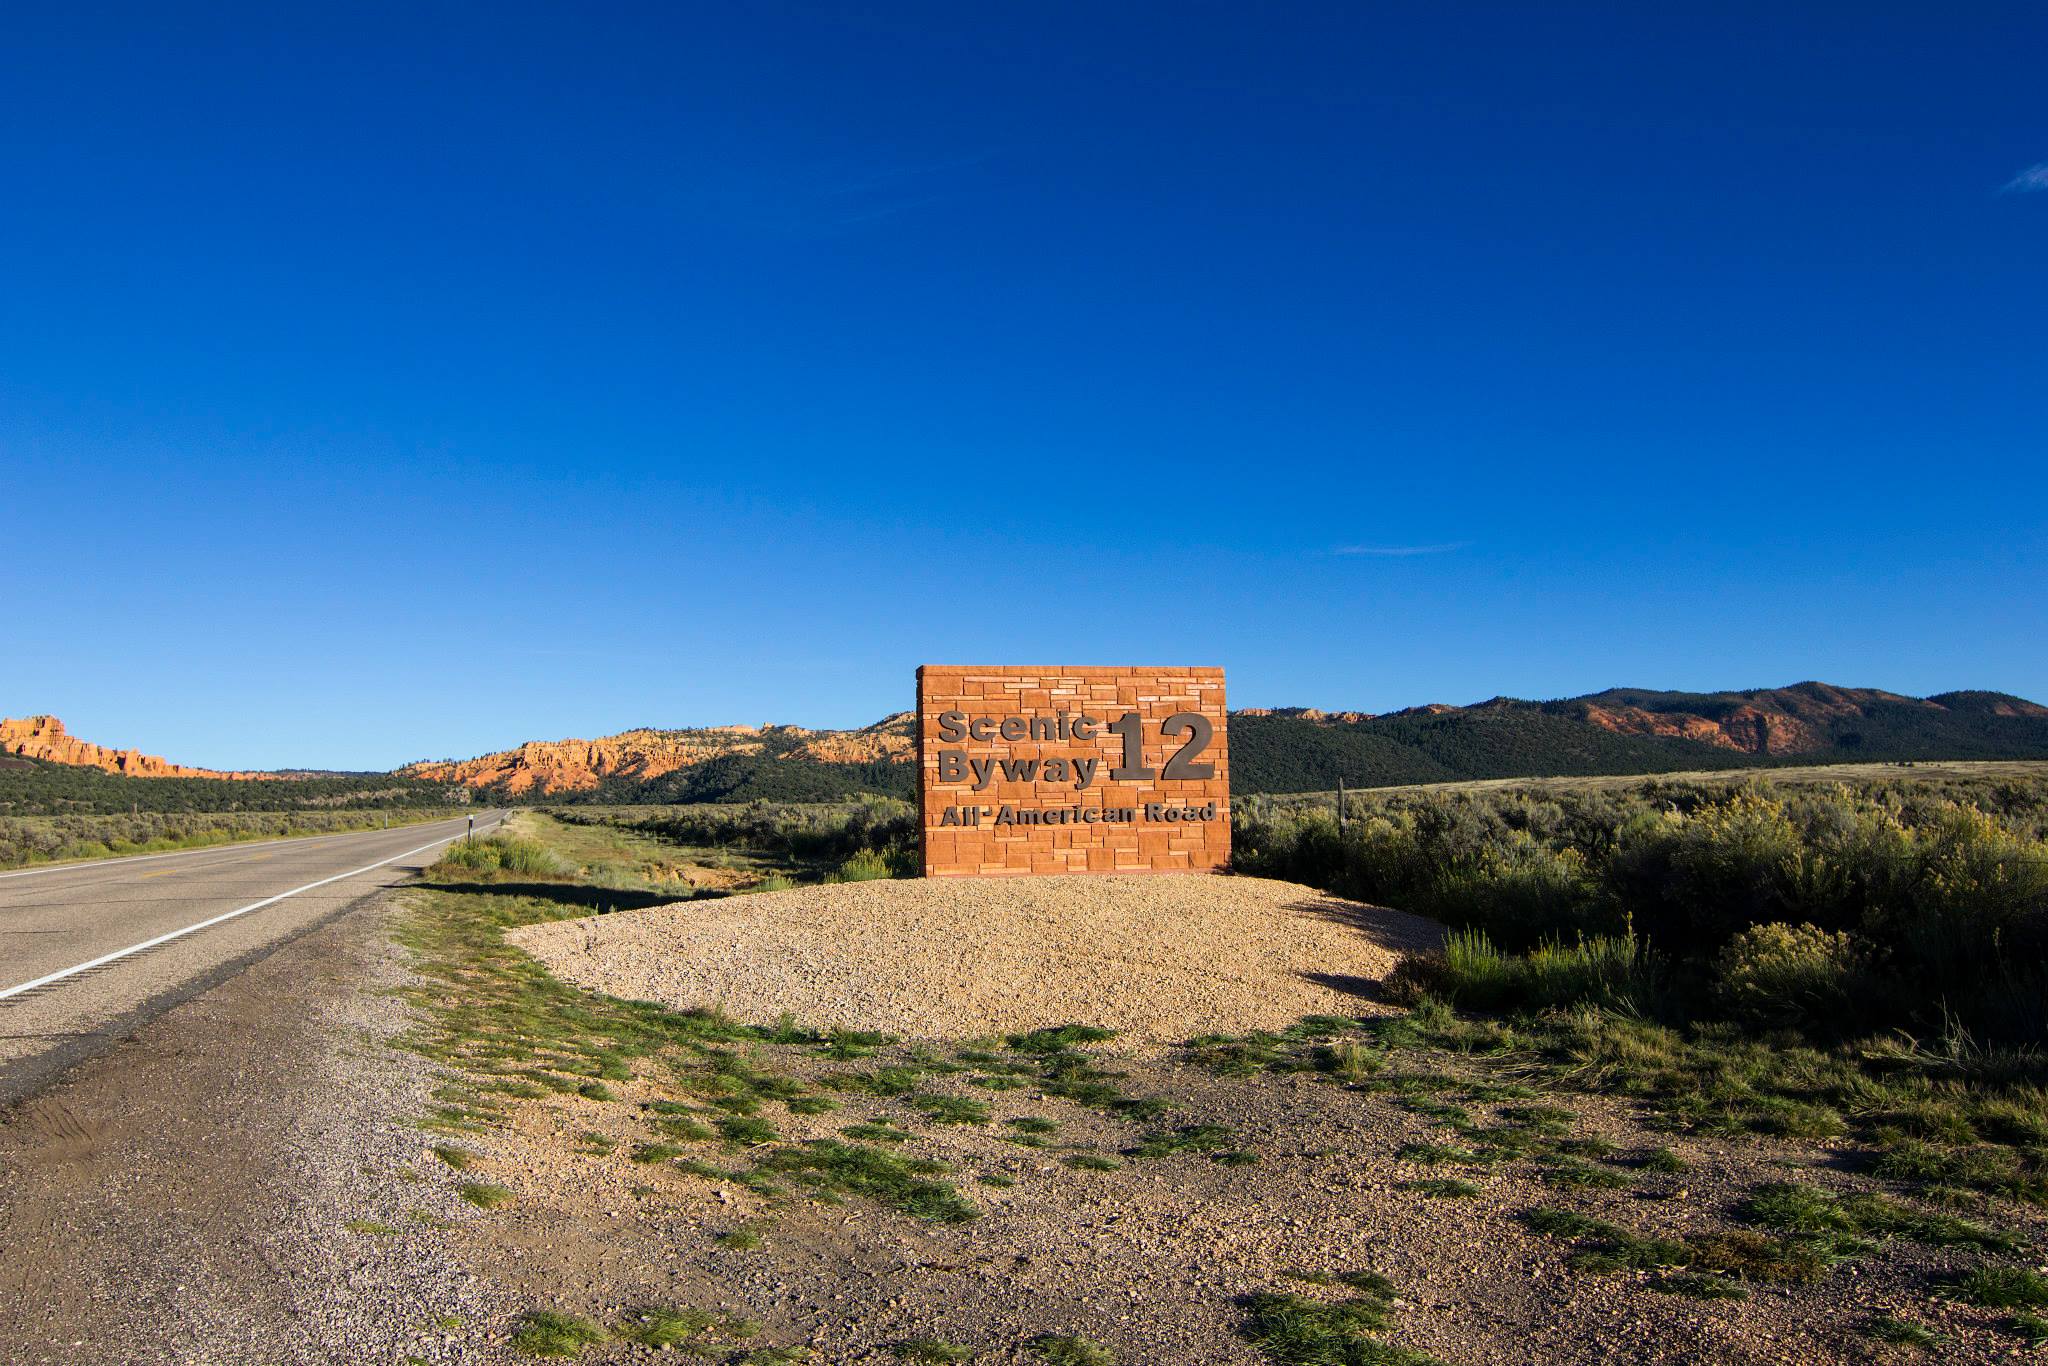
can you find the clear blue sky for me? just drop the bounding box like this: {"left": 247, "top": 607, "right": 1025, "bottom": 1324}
{"left": 3, "top": 4, "right": 2043, "bottom": 771}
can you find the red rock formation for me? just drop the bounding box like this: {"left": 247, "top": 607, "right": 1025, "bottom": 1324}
{"left": 1581, "top": 704, "right": 1761, "bottom": 750}
{"left": 401, "top": 715, "right": 917, "bottom": 796}
{"left": 1575, "top": 685, "right": 1940, "bottom": 755}
{"left": 787, "top": 713, "right": 916, "bottom": 764}
{"left": 0, "top": 715, "right": 275, "bottom": 779}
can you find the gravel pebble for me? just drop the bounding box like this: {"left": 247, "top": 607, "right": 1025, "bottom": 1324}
{"left": 508, "top": 873, "right": 1443, "bottom": 1044}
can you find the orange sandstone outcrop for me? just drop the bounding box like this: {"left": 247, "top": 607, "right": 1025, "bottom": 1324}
{"left": 401, "top": 714, "right": 916, "bottom": 796}
{"left": 0, "top": 715, "right": 275, "bottom": 779}
{"left": 1232, "top": 707, "right": 1377, "bottom": 724}
{"left": 1573, "top": 684, "right": 1934, "bottom": 755}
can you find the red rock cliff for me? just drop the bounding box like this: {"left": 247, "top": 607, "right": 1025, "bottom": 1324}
{"left": 0, "top": 715, "right": 275, "bottom": 780}
{"left": 402, "top": 714, "right": 916, "bottom": 795}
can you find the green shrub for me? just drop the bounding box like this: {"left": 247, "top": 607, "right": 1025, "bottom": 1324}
{"left": 1235, "top": 774, "right": 2048, "bottom": 1046}
{"left": 1713, "top": 922, "right": 1874, "bottom": 1033}
{"left": 834, "top": 848, "right": 894, "bottom": 881}
{"left": 593, "top": 796, "right": 916, "bottom": 867}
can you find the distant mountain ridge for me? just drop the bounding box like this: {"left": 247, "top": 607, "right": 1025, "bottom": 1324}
{"left": 10, "top": 684, "right": 2046, "bottom": 802}
{"left": 401, "top": 682, "right": 2048, "bottom": 800}
{"left": 1228, "top": 683, "right": 2048, "bottom": 793}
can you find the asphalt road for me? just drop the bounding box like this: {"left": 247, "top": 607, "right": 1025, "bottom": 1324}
{"left": 0, "top": 812, "right": 502, "bottom": 1103}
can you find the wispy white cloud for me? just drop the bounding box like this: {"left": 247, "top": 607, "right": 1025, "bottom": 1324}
{"left": 2001, "top": 163, "right": 2048, "bottom": 193}
{"left": 1331, "top": 541, "right": 1470, "bottom": 557}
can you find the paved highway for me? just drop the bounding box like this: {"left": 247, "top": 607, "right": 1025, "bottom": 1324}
{"left": 0, "top": 812, "right": 502, "bottom": 1102}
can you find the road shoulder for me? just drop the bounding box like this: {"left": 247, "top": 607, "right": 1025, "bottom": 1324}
{"left": 0, "top": 888, "right": 517, "bottom": 1365}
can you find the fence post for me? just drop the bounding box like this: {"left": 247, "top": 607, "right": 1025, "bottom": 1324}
{"left": 1337, "top": 776, "right": 1346, "bottom": 836}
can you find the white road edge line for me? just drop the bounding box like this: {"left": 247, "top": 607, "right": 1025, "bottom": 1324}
{"left": 0, "top": 817, "right": 468, "bottom": 882}
{"left": 0, "top": 818, "right": 502, "bottom": 1002}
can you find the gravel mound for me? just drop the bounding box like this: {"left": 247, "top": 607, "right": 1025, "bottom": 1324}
{"left": 507, "top": 874, "right": 1442, "bottom": 1047}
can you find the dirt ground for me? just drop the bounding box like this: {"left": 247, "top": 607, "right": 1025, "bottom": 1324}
{"left": 2, "top": 866, "right": 2037, "bottom": 1364}
{"left": 441, "top": 1013, "right": 2032, "bottom": 1365}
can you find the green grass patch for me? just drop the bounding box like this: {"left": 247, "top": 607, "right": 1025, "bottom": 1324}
{"left": 1863, "top": 1315, "right": 1940, "bottom": 1348}
{"left": 891, "top": 1340, "right": 974, "bottom": 1363}
{"left": 1653, "top": 1273, "right": 1746, "bottom": 1301}
{"left": 1395, "top": 1142, "right": 1483, "bottom": 1167}
{"left": 756, "top": 1140, "right": 977, "bottom": 1223}
{"left": 1238, "top": 1271, "right": 1448, "bottom": 1366}
{"left": 1008, "top": 1025, "right": 1117, "bottom": 1053}
{"left": 824, "top": 1066, "right": 930, "bottom": 1098}
{"left": 842, "top": 1122, "right": 914, "bottom": 1143}
{"left": 650, "top": 1112, "right": 715, "bottom": 1140}
{"left": 1639, "top": 1147, "right": 1688, "bottom": 1173}
{"left": 1063, "top": 1153, "right": 1122, "bottom": 1172}
{"left": 1523, "top": 1206, "right": 1832, "bottom": 1283}
{"left": 717, "top": 1115, "right": 781, "bottom": 1145}
{"left": 969, "top": 1074, "right": 1030, "bottom": 1091}
{"left": 1945, "top": 1264, "right": 2048, "bottom": 1308}
{"left": 619, "top": 1305, "right": 759, "bottom": 1349}
{"left": 1333, "top": 997, "right": 2048, "bottom": 1208}
{"left": 456, "top": 1182, "right": 513, "bottom": 1209}
{"left": 819, "top": 1030, "right": 896, "bottom": 1060}
{"left": 909, "top": 1094, "right": 992, "bottom": 1126}
{"left": 1029, "top": 1336, "right": 1115, "bottom": 1366}
{"left": 1130, "top": 1124, "right": 1238, "bottom": 1159}
{"left": 2011, "top": 1311, "right": 2048, "bottom": 1348}
{"left": 1742, "top": 1180, "right": 2018, "bottom": 1253}
{"left": 509, "top": 1310, "right": 607, "bottom": 1357}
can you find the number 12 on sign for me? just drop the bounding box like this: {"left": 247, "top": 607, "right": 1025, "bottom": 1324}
{"left": 1108, "top": 711, "right": 1215, "bottom": 782}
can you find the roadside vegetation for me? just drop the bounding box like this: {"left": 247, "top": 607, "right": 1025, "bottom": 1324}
{"left": 380, "top": 771, "right": 2048, "bottom": 1361}
{"left": 0, "top": 750, "right": 460, "bottom": 816}
{"left": 1232, "top": 771, "right": 2048, "bottom": 1107}
{"left": 1201, "top": 770, "right": 2048, "bottom": 1354}
{"left": 1236, "top": 772, "right": 2048, "bottom": 1047}
{"left": 545, "top": 798, "right": 918, "bottom": 879}
{"left": 0, "top": 806, "right": 466, "bottom": 870}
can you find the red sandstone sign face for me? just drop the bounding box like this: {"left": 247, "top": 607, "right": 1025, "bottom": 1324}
{"left": 916, "top": 666, "right": 1230, "bottom": 877}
